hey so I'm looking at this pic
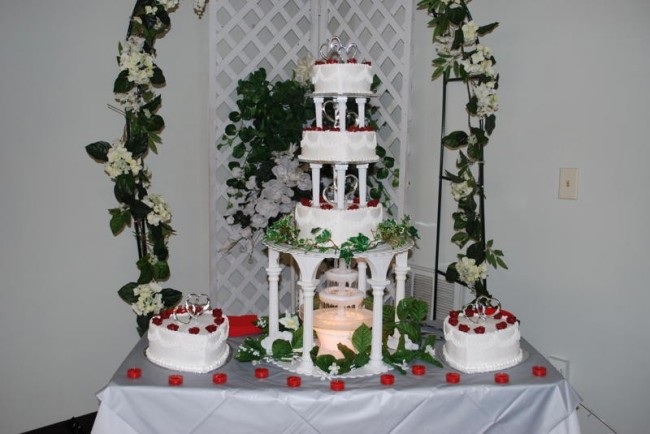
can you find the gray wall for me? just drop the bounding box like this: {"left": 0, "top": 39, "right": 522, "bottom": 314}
{"left": 1, "top": 0, "right": 648, "bottom": 433}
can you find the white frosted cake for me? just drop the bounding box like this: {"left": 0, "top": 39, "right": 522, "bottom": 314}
{"left": 442, "top": 309, "right": 523, "bottom": 373}
{"left": 146, "top": 307, "right": 230, "bottom": 373}
{"left": 294, "top": 202, "right": 383, "bottom": 246}
{"left": 300, "top": 129, "right": 378, "bottom": 163}
{"left": 312, "top": 61, "right": 373, "bottom": 95}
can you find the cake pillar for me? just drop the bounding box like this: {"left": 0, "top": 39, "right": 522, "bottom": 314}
{"left": 394, "top": 251, "right": 410, "bottom": 320}
{"left": 292, "top": 253, "right": 325, "bottom": 374}
{"left": 336, "top": 96, "right": 348, "bottom": 130}
{"left": 334, "top": 164, "right": 348, "bottom": 210}
{"left": 357, "top": 260, "right": 367, "bottom": 294}
{"left": 310, "top": 163, "right": 322, "bottom": 206}
{"left": 315, "top": 97, "right": 324, "bottom": 128}
{"left": 358, "top": 164, "right": 369, "bottom": 207}
{"left": 266, "top": 248, "right": 282, "bottom": 339}
{"left": 355, "top": 97, "right": 367, "bottom": 127}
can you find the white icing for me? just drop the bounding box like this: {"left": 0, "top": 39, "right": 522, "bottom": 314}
{"left": 442, "top": 312, "right": 523, "bottom": 373}
{"left": 294, "top": 203, "right": 383, "bottom": 246}
{"left": 300, "top": 130, "right": 378, "bottom": 163}
{"left": 312, "top": 63, "right": 373, "bottom": 95}
{"left": 146, "top": 312, "right": 230, "bottom": 373}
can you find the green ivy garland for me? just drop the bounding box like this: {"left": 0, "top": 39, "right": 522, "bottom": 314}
{"left": 84, "top": 0, "right": 207, "bottom": 335}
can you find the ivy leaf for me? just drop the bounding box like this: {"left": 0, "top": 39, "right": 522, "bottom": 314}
{"left": 352, "top": 323, "right": 372, "bottom": 353}
{"left": 229, "top": 111, "right": 241, "bottom": 123}
{"left": 85, "top": 141, "right": 110, "bottom": 163}
{"left": 153, "top": 260, "right": 171, "bottom": 281}
{"left": 232, "top": 143, "right": 246, "bottom": 159}
{"left": 117, "top": 282, "right": 138, "bottom": 304}
{"left": 271, "top": 339, "right": 293, "bottom": 360}
{"left": 477, "top": 22, "right": 499, "bottom": 36}
{"left": 109, "top": 209, "right": 131, "bottom": 235}
{"left": 160, "top": 288, "right": 182, "bottom": 308}
{"left": 225, "top": 124, "right": 237, "bottom": 137}
{"left": 113, "top": 70, "right": 133, "bottom": 93}
{"left": 151, "top": 65, "right": 165, "bottom": 86}
{"left": 442, "top": 131, "right": 468, "bottom": 150}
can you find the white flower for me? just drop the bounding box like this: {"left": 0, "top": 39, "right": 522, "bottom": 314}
{"left": 157, "top": 0, "right": 179, "bottom": 11}
{"left": 104, "top": 140, "right": 142, "bottom": 180}
{"left": 425, "top": 345, "right": 436, "bottom": 359}
{"left": 294, "top": 53, "right": 314, "bottom": 85}
{"left": 131, "top": 282, "right": 164, "bottom": 316}
{"left": 194, "top": 0, "right": 207, "bottom": 16}
{"left": 451, "top": 181, "right": 473, "bottom": 201}
{"left": 473, "top": 81, "right": 499, "bottom": 117}
{"left": 279, "top": 311, "right": 300, "bottom": 330}
{"left": 328, "top": 363, "right": 340, "bottom": 375}
{"left": 456, "top": 257, "right": 488, "bottom": 286}
{"left": 245, "top": 176, "right": 258, "bottom": 190}
{"left": 255, "top": 199, "right": 281, "bottom": 219}
{"left": 387, "top": 331, "right": 419, "bottom": 351}
{"left": 462, "top": 21, "right": 478, "bottom": 44}
{"left": 144, "top": 6, "right": 158, "bottom": 15}
{"left": 231, "top": 167, "right": 243, "bottom": 178}
{"left": 118, "top": 36, "right": 155, "bottom": 86}
{"left": 256, "top": 317, "right": 268, "bottom": 328}
{"left": 142, "top": 194, "right": 172, "bottom": 226}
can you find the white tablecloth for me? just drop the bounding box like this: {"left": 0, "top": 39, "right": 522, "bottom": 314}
{"left": 93, "top": 335, "right": 581, "bottom": 434}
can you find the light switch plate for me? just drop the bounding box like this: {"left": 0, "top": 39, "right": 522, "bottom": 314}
{"left": 559, "top": 168, "right": 579, "bottom": 200}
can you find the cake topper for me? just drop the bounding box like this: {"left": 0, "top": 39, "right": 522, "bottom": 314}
{"left": 173, "top": 293, "right": 211, "bottom": 324}
{"left": 319, "top": 36, "right": 358, "bottom": 62}
{"left": 463, "top": 295, "right": 501, "bottom": 324}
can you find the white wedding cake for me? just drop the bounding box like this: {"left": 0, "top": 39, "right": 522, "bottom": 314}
{"left": 442, "top": 308, "right": 523, "bottom": 373}
{"left": 293, "top": 40, "right": 383, "bottom": 245}
{"left": 146, "top": 305, "right": 230, "bottom": 373}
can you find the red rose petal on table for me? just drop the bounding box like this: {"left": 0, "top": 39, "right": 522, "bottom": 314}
{"left": 255, "top": 368, "right": 269, "bottom": 379}
{"left": 494, "top": 373, "right": 509, "bottom": 384}
{"left": 330, "top": 380, "right": 345, "bottom": 391}
{"left": 212, "top": 373, "right": 228, "bottom": 384}
{"left": 446, "top": 372, "right": 461, "bottom": 384}
{"left": 168, "top": 374, "right": 183, "bottom": 386}
{"left": 287, "top": 376, "right": 302, "bottom": 388}
{"left": 380, "top": 374, "right": 395, "bottom": 385}
{"left": 127, "top": 368, "right": 141, "bottom": 379}
{"left": 411, "top": 365, "right": 426, "bottom": 375}
{"left": 532, "top": 366, "right": 547, "bottom": 377}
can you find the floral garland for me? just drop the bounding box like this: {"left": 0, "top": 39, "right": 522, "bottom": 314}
{"left": 236, "top": 297, "right": 442, "bottom": 376}
{"left": 417, "top": 0, "right": 507, "bottom": 299}
{"left": 85, "top": 0, "right": 208, "bottom": 335}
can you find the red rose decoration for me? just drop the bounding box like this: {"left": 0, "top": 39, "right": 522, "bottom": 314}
{"left": 167, "top": 323, "right": 179, "bottom": 331}
{"left": 326, "top": 58, "right": 338, "bottom": 64}
{"left": 464, "top": 309, "right": 475, "bottom": 317}
{"left": 320, "top": 203, "right": 333, "bottom": 210}
{"left": 152, "top": 316, "right": 163, "bottom": 326}
{"left": 315, "top": 60, "right": 324, "bottom": 65}
{"left": 212, "top": 308, "right": 223, "bottom": 318}
{"left": 205, "top": 324, "right": 218, "bottom": 333}
{"left": 189, "top": 327, "right": 200, "bottom": 335}
{"left": 448, "top": 317, "right": 459, "bottom": 326}
{"left": 474, "top": 326, "right": 486, "bottom": 334}
{"left": 215, "top": 317, "right": 225, "bottom": 325}
{"left": 449, "top": 310, "right": 459, "bottom": 319}
{"left": 348, "top": 204, "right": 359, "bottom": 210}
{"left": 493, "top": 312, "right": 503, "bottom": 319}
{"left": 347, "top": 58, "right": 358, "bottom": 64}
{"left": 161, "top": 309, "right": 172, "bottom": 320}
{"left": 362, "top": 61, "right": 372, "bottom": 66}
{"left": 299, "top": 197, "right": 312, "bottom": 207}
{"left": 458, "top": 324, "right": 470, "bottom": 333}
{"left": 506, "top": 315, "right": 517, "bottom": 324}
{"left": 368, "top": 199, "right": 379, "bottom": 207}
{"left": 496, "top": 321, "right": 507, "bottom": 330}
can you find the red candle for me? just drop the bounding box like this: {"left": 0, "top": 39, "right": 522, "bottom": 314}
{"left": 287, "top": 376, "right": 302, "bottom": 388}
{"left": 411, "top": 365, "right": 426, "bottom": 376}
{"left": 494, "top": 373, "right": 509, "bottom": 384}
{"left": 330, "top": 380, "right": 345, "bottom": 391}
{"left": 446, "top": 372, "right": 461, "bottom": 384}
{"left": 254, "top": 368, "right": 269, "bottom": 379}
{"left": 212, "top": 373, "right": 228, "bottom": 384}
{"left": 380, "top": 374, "right": 395, "bottom": 385}
{"left": 127, "top": 368, "right": 141, "bottom": 379}
{"left": 532, "top": 365, "right": 547, "bottom": 377}
{"left": 168, "top": 374, "right": 183, "bottom": 386}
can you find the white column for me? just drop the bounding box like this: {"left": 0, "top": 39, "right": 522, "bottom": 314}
{"left": 334, "top": 164, "right": 348, "bottom": 210}
{"left": 314, "top": 97, "right": 324, "bottom": 128}
{"left": 357, "top": 164, "right": 369, "bottom": 207}
{"left": 355, "top": 97, "right": 367, "bottom": 127}
{"left": 394, "top": 251, "right": 410, "bottom": 319}
{"left": 266, "top": 248, "right": 282, "bottom": 339}
{"left": 357, "top": 260, "right": 367, "bottom": 294}
{"left": 368, "top": 278, "right": 390, "bottom": 370}
{"left": 310, "top": 163, "right": 322, "bottom": 206}
{"left": 336, "top": 96, "right": 348, "bottom": 130}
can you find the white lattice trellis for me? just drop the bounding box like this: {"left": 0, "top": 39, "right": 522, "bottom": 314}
{"left": 209, "top": 0, "right": 413, "bottom": 315}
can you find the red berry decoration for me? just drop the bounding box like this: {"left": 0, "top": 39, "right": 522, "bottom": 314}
{"left": 212, "top": 308, "right": 223, "bottom": 318}
{"left": 448, "top": 317, "right": 459, "bottom": 326}
{"left": 348, "top": 204, "right": 359, "bottom": 210}
{"left": 214, "top": 316, "right": 225, "bottom": 325}
{"left": 152, "top": 316, "right": 163, "bottom": 326}
{"left": 474, "top": 326, "right": 485, "bottom": 334}
{"left": 506, "top": 315, "right": 517, "bottom": 324}
{"left": 347, "top": 58, "right": 358, "bottom": 63}
{"left": 496, "top": 321, "right": 507, "bottom": 330}
{"left": 188, "top": 327, "right": 200, "bottom": 335}
{"left": 493, "top": 312, "right": 503, "bottom": 319}
{"left": 449, "top": 310, "right": 459, "bottom": 319}
{"left": 167, "top": 323, "right": 179, "bottom": 331}
{"left": 464, "top": 309, "right": 474, "bottom": 317}
{"left": 299, "top": 197, "right": 312, "bottom": 206}
{"left": 458, "top": 324, "right": 470, "bottom": 333}
{"left": 205, "top": 324, "right": 217, "bottom": 333}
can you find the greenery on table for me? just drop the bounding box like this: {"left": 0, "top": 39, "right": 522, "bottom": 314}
{"left": 84, "top": 0, "right": 207, "bottom": 335}
{"left": 417, "top": 0, "right": 507, "bottom": 299}
{"left": 235, "top": 297, "right": 442, "bottom": 376}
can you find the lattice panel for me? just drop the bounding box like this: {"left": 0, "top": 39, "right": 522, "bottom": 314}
{"left": 209, "top": 0, "right": 413, "bottom": 314}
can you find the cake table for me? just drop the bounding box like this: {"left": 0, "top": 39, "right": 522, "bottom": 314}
{"left": 92, "top": 332, "right": 581, "bottom": 433}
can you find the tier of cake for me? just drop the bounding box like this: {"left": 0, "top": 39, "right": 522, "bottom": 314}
{"left": 146, "top": 308, "right": 230, "bottom": 373}
{"left": 442, "top": 310, "right": 522, "bottom": 373}
{"left": 299, "top": 130, "right": 378, "bottom": 163}
{"left": 294, "top": 202, "right": 383, "bottom": 246}
{"left": 312, "top": 62, "right": 373, "bottom": 95}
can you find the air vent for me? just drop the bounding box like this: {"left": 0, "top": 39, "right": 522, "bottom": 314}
{"left": 408, "top": 265, "right": 465, "bottom": 320}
